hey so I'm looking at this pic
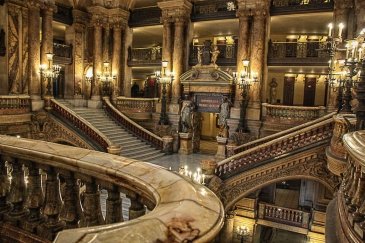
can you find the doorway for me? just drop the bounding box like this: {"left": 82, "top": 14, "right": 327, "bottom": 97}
{"left": 303, "top": 77, "right": 316, "bottom": 106}
{"left": 53, "top": 69, "right": 64, "bottom": 98}
{"left": 199, "top": 112, "right": 219, "bottom": 154}
{"left": 283, "top": 77, "right": 295, "bottom": 105}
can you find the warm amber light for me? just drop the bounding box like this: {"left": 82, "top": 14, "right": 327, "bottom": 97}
{"left": 46, "top": 52, "right": 54, "bottom": 61}
{"left": 162, "top": 60, "right": 168, "bottom": 68}
{"left": 242, "top": 60, "right": 249, "bottom": 67}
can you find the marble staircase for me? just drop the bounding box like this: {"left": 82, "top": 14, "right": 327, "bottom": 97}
{"left": 56, "top": 100, "right": 165, "bottom": 162}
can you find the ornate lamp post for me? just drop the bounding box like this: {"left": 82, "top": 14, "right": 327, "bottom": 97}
{"left": 97, "top": 62, "right": 116, "bottom": 97}
{"left": 155, "top": 61, "right": 174, "bottom": 125}
{"left": 39, "top": 52, "right": 61, "bottom": 97}
{"left": 236, "top": 225, "right": 249, "bottom": 243}
{"left": 233, "top": 60, "right": 258, "bottom": 133}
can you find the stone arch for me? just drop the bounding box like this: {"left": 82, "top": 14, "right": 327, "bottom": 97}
{"left": 216, "top": 149, "right": 339, "bottom": 211}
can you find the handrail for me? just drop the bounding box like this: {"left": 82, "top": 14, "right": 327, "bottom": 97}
{"left": 0, "top": 95, "right": 31, "bottom": 115}
{"left": 103, "top": 97, "right": 163, "bottom": 149}
{"left": 216, "top": 113, "right": 335, "bottom": 178}
{"left": 262, "top": 103, "right": 326, "bottom": 122}
{"left": 50, "top": 98, "right": 113, "bottom": 151}
{"left": 116, "top": 97, "right": 158, "bottom": 116}
{"left": 0, "top": 135, "right": 224, "bottom": 242}
{"left": 258, "top": 202, "right": 310, "bottom": 229}
{"left": 232, "top": 112, "right": 336, "bottom": 155}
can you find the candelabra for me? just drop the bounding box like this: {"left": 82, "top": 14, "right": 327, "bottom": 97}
{"left": 97, "top": 62, "right": 116, "bottom": 97}
{"left": 233, "top": 60, "right": 258, "bottom": 133}
{"left": 155, "top": 60, "right": 174, "bottom": 125}
{"left": 179, "top": 165, "right": 206, "bottom": 184}
{"left": 236, "top": 225, "right": 250, "bottom": 243}
{"left": 39, "top": 52, "right": 61, "bottom": 97}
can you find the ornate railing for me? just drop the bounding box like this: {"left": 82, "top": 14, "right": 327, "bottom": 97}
{"left": 0, "top": 135, "right": 224, "bottom": 242}
{"left": 271, "top": 0, "right": 333, "bottom": 15}
{"left": 127, "top": 47, "right": 162, "bottom": 66}
{"left": 336, "top": 130, "right": 365, "bottom": 242}
{"left": 116, "top": 97, "right": 158, "bottom": 120}
{"left": 53, "top": 43, "right": 72, "bottom": 64}
{"left": 231, "top": 112, "right": 335, "bottom": 156}
{"left": 0, "top": 95, "right": 31, "bottom": 115}
{"left": 217, "top": 113, "right": 335, "bottom": 178}
{"left": 129, "top": 6, "right": 161, "bottom": 27}
{"left": 258, "top": 203, "right": 310, "bottom": 229}
{"left": 49, "top": 99, "right": 112, "bottom": 151}
{"left": 189, "top": 43, "right": 237, "bottom": 66}
{"left": 262, "top": 103, "right": 326, "bottom": 123}
{"left": 268, "top": 41, "right": 329, "bottom": 65}
{"left": 191, "top": 0, "right": 237, "bottom": 21}
{"left": 103, "top": 97, "right": 163, "bottom": 150}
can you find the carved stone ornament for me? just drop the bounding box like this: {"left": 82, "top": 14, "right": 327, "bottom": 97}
{"left": 0, "top": 29, "right": 5, "bottom": 56}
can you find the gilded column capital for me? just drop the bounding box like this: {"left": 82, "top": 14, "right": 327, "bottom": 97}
{"left": 41, "top": 2, "right": 57, "bottom": 14}
{"left": 334, "top": 0, "right": 354, "bottom": 10}
{"left": 158, "top": 0, "right": 192, "bottom": 24}
{"left": 27, "top": 0, "right": 45, "bottom": 10}
{"left": 73, "top": 9, "right": 89, "bottom": 29}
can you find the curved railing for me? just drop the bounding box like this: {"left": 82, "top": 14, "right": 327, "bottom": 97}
{"left": 116, "top": 96, "right": 158, "bottom": 120}
{"left": 50, "top": 98, "right": 112, "bottom": 151}
{"left": 0, "top": 95, "right": 31, "bottom": 115}
{"left": 103, "top": 97, "right": 163, "bottom": 150}
{"left": 262, "top": 103, "right": 326, "bottom": 122}
{"left": 232, "top": 112, "right": 336, "bottom": 155}
{"left": 0, "top": 135, "right": 224, "bottom": 242}
{"left": 217, "top": 114, "right": 335, "bottom": 179}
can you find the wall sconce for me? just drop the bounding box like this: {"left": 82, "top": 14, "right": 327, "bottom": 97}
{"left": 97, "top": 62, "right": 117, "bottom": 97}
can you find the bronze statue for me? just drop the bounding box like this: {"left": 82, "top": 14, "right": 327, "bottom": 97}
{"left": 210, "top": 46, "right": 220, "bottom": 65}
{"left": 180, "top": 101, "right": 194, "bottom": 133}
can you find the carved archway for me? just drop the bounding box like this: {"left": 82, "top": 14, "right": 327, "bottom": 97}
{"left": 215, "top": 147, "right": 338, "bottom": 211}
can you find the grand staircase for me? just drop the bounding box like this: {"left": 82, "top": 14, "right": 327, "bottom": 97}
{"left": 56, "top": 100, "right": 164, "bottom": 162}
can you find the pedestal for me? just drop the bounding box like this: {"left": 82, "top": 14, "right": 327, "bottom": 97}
{"left": 216, "top": 136, "right": 228, "bottom": 160}
{"left": 162, "top": 136, "right": 173, "bottom": 154}
{"left": 200, "top": 159, "right": 217, "bottom": 184}
{"left": 30, "top": 95, "right": 44, "bottom": 112}
{"left": 88, "top": 96, "right": 102, "bottom": 108}
{"left": 107, "top": 145, "right": 122, "bottom": 155}
{"left": 178, "top": 132, "right": 193, "bottom": 155}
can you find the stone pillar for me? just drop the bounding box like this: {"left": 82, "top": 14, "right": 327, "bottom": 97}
{"left": 91, "top": 21, "right": 103, "bottom": 102}
{"left": 172, "top": 19, "right": 185, "bottom": 103}
{"left": 112, "top": 25, "right": 122, "bottom": 100}
{"left": 28, "top": 2, "right": 42, "bottom": 110}
{"left": 162, "top": 136, "right": 173, "bottom": 154}
{"left": 178, "top": 132, "right": 193, "bottom": 155}
{"left": 123, "top": 27, "right": 133, "bottom": 97}
{"left": 40, "top": 5, "right": 54, "bottom": 97}
{"left": 162, "top": 20, "right": 173, "bottom": 73}
{"left": 216, "top": 136, "right": 228, "bottom": 160}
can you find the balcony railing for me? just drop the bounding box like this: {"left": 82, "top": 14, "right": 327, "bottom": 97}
{"left": 129, "top": 6, "right": 162, "bottom": 27}
{"left": 127, "top": 47, "right": 162, "bottom": 66}
{"left": 189, "top": 43, "right": 237, "bottom": 66}
{"left": 262, "top": 103, "right": 326, "bottom": 124}
{"left": 53, "top": 43, "right": 72, "bottom": 65}
{"left": 268, "top": 41, "right": 329, "bottom": 66}
{"left": 0, "top": 95, "right": 31, "bottom": 115}
{"left": 115, "top": 97, "right": 159, "bottom": 121}
{"left": 271, "top": 0, "right": 333, "bottom": 15}
{"left": 191, "top": 0, "right": 237, "bottom": 21}
{"left": 258, "top": 203, "right": 311, "bottom": 229}
{"left": 0, "top": 135, "right": 224, "bottom": 242}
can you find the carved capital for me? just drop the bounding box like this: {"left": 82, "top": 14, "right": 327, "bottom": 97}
{"left": 158, "top": 0, "right": 192, "bottom": 23}
{"left": 334, "top": 0, "right": 354, "bottom": 10}
{"left": 26, "top": 0, "right": 44, "bottom": 9}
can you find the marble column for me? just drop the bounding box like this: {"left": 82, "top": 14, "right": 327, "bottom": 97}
{"left": 172, "top": 19, "right": 185, "bottom": 103}
{"left": 92, "top": 22, "right": 102, "bottom": 100}
{"left": 235, "top": 15, "right": 250, "bottom": 107}
{"left": 28, "top": 3, "right": 42, "bottom": 110}
{"left": 123, "top": 27, "right": 133, "bottom": 97}
{"left": 355, "top": 0, "right": 365, "bottom": 34}
{"left": 162, "top": 20, "right": 173, "bottom": 74}
{"left": 112, "top": 25, "right": 122, "bottom": 100}
{"left": 103, "top": 25, "right": 110, "bottom": 63}
{"left": 250, "top": 13, "right": 266, "bottom": 109}
{"left": 40, "top": 5, "right": 54, "bottom": 97}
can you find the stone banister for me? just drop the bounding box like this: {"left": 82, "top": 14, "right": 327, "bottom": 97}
{"left": 49, "top": 98, "right": 113, "bottom": 151}
{"left": 0, "top": 135, "right": 224, "bottom": 242}
{"left": 262, "top": 103, "right": 326, "bottom": 121}
{"left": 0, "top": 95, "right": 31, "bottom": 115}
{"left": 232, "top": 112, "right": 336, "bottom": 155}
{"left": 116, "top": 96, "right": 159, "bottom": 120}
{"left": 103, "top": 97, "right": 164, "bottom": 150}
{"left": 217, "top": 114, "right": 335, "bottom": 179}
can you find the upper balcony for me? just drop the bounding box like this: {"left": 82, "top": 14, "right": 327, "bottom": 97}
{"left": 189, "top": 43, "right": 237, "bottom": 66}
{"left": 127, "top": 46, "right": 162, "bottom": 67}
{"left": 271, "top": 0, "right": 334, "bottom": 15}
{"left": 53, "top": 43, "right": 73, "bottom": 65}
{"left": 268, "top": 41, "right": 329, "bottom": 66}
{"left": 191, "top": 0, "right": 237, "bottom": 22}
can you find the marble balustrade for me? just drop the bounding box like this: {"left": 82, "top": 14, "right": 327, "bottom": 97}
{"left": 115, "top": 97, "right": 159, "bottom": 120}
{"left": 0, "top": 135, "right": 224, "bottom": 242}
{"left": 0, "top": 95, "right": 31, "bottom": 115}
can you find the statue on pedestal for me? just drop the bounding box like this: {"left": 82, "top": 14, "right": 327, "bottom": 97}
{"left": 210, "top": 46, "right": 220, "bottom": 66}
{"left": 218, "top": 97, "right": 231, "bottom": 138}
{"left": 269, "top": 78, "right": 278, "bottom": 104}
{"left": 180, "top": 101, "right": 194, "bottom": 133}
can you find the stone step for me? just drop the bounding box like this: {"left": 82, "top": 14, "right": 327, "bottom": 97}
{"left": 119, "top": 141, "right": 148, "bottom": 149}
{"left": 141, "top": 153, "right": 165, "bottom": 162}
{"left": 130, "top": 151, "right": 164, "bottom": 161}
{"left": 122, "top": 147, "right": 157, "bottom": 157}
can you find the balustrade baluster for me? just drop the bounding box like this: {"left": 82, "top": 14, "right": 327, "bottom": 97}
{"left": 5, "top": 158, "right": 28, "bottom": 225}
{"left": 23, "top": 162, "right": 44, "bottom": 233}
{"left": 79, "top": 179, "right": 104, "bottom": 227}
{"left": 60, "top": 172, "right": 82, "bottom": 228}
{"left": 106, "top": 186, "right": 123, "bottom": 224}
{"left": 129, "top": 196, "right": 146, "bottom": 220}
{"left": 346, "top": 166, "right": 361, "bottom": 205}
{"left": 38, "top": 167, "right": 65, "bottom": 240}
{"left": 350, "top": 172, "right": 365, "bottom": 222}
{"left": 0, "top": 155, "right": 10, "bottom": 221}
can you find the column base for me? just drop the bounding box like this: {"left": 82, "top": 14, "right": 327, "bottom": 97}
{"left": 178, "top": 132, "right": 193, "bottom": 155}
{"left": 30, "top": 96, "right": 44, "bottom": 112}
{"left": 215, "top": 136, "right": 228, "bottom": 160}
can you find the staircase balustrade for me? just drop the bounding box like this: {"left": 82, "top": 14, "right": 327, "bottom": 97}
{"left": 0, "top": 95, "right": 31, "bottom": 115}
{"left": 337, "top": 131, "right": 365, "bottom": 242}
{"left": 0, "top": 135, "right": 224, "bottom": 242}
{"left": 127, "top": 47, "right": 162, "bottom": 66}
{"left": 217, "top": 114, "right": 335, "bottom": 178}
{"left": 103, "top": 97, "right": 163, "bottom": 150}
{"left": 49, "top": 99, "right": 112, "bottom": 151}
{"left": 258, "top": 202, "right": 310, "bottom": 229}
{"left": 116, "top": 97, "right": 158, "bottom": 120}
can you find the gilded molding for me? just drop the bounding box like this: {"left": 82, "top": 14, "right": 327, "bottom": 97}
{"left": 158, "top": 0, "right": 192, "bottom": 23}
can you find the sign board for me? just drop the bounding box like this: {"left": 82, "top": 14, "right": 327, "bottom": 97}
{"left": 194, "top": 93, "right": 223, "bottom": 113}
